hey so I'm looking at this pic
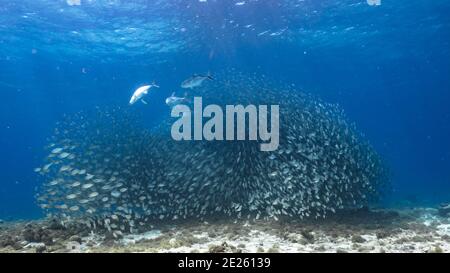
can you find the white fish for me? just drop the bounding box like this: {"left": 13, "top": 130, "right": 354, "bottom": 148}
{"left": 101, "top": 185, "right": 112, "bottom": 191}
{"left": 43, "top": 163, "right": 53, "bottom": 171}
{"left": 181, "top": 74, "right": 213, "bottom": 89}
{"left": 71, "top": 182, "right": 81, "bottom": 187}
{"left": 165, "top": 92, "right": 191, "bottom": 107}
{"left": 51, "top": 148, "right": 63, "bottom": 154}
{"left": 59, "top": 152, "right": 71, "bottom": 159}
{"left": 270, "top": 28, "right": 287, "bottom": 36}
{"left": 111, "top": 191, "right": 121, "bottom": 198}
{"left": 129, "top": 83, "right": 159, "bottom": 105}
{"left": 66, "top": 0, "right": 81, "bottom": 6}
{"left": 60, "top": 166, "right": 71, "bottom": 172}
{"left": 82, "top": 183, "right": 94, "bottom": 189}
{"left": 49, "top": 180, "right": 59, "bottom": 186}
{"left": 69, "top": 206, "right": 80, "bottom": 211}
{"left": 367, "top": 0, "right": 381, "bottom": 6}
{"left": 88, "top": 192, "right": 99, "bottom": 198}
{"left": 66, "top": 194, "right": 77, "bottom": 199}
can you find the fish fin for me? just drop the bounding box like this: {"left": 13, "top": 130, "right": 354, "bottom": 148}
{"left": 207, "top": 72, "right": 214, "bottom": 80}
{"left": 171, "top": 92, "right": 176, "bottom": 96}
{"left": 182, "top": 95, "right": 192, "bottom": 104}
{"left": 183, "top": 91, "right": 191, "bottom": 103}
{"left": 151, "top": 81, "right": 159, "bottom": 88}
{"left": 141, "top": 99, "right": 148, "bottom": 105}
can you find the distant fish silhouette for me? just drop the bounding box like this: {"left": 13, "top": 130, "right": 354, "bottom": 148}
{"left": 367, "top": 0, "right": 381, "bottom": 6}
{"left": 181, "top": 73, "right": 213, "bottom": 89}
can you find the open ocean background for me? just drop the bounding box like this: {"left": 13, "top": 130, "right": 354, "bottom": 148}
{"left": 0, "top": 0, "right": 449, "bottom": 220}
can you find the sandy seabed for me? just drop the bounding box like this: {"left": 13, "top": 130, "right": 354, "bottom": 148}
{"left": 1, "top": 208, "right": 449, "bottom": 253}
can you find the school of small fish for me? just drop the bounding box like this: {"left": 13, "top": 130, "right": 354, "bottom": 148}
{"left": 35, "top": 72, "right": 388, "bottom": 237}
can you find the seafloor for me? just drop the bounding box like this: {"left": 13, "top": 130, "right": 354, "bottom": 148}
{"left": 1, "top": 207, "right": 449, "bottom": 253}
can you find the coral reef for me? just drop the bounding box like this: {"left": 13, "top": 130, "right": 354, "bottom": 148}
{"left": 0, "top": 208, "right": 448, "bottom": 253}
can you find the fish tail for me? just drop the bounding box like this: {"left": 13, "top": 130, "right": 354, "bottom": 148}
{"left": 207, "top": 71, "right": 214, "bottom": 80}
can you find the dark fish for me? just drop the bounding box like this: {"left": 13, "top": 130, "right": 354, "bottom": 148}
{"left": 181, "top": 73, "right": 213, "bottom": 89}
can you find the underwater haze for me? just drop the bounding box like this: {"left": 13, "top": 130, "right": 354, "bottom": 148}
{"left": 0, "top": 0, "right": 449, "bottom": 221}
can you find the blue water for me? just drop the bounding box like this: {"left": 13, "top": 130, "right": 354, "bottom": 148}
{"left": 0, "top": 0, "right": 449, "bottom": 220}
